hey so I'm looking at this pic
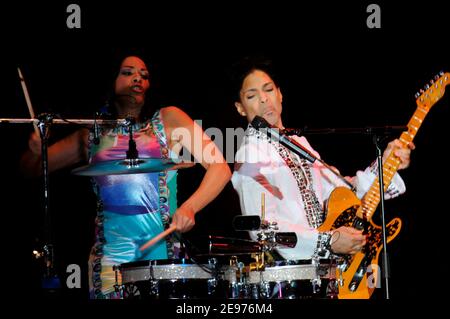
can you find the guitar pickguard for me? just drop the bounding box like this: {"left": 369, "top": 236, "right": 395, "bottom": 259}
{"left": 330, "top": 204, "right": 401, "bottom": 292}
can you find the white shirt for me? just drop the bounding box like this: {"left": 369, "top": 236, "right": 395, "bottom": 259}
{"left": 231, "top": 127, "right": 406, "bottom": 260}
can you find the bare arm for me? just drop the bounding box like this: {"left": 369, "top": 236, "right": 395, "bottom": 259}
{"left": 161, "top": 106, "right": 231, "bottom": 232}
{"left": 19, "top": 129, "right": 89, "bottom": 177}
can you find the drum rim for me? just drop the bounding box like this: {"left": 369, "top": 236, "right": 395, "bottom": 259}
{"left": 276, "top": 259, "right": 333, "bottom": 266}
{"left": 119, "top": 258, "right": 194, "bottom": 269}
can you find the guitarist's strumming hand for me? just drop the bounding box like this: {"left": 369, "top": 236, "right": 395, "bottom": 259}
{"left": 330, "top": 226, "right": 366, "bottom": 255}
{"left": 383, "top": 139, "right": 415, "bottom": 170}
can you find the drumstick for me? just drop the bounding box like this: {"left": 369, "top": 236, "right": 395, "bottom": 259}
{"left": 261, "top": 193, "right": 265, "bottom": 222}
{"left": 139, "top": 224, "right": 176, "bottom": 251}
{"left": 17, "top": 67, "right": 39, "bottom": 135}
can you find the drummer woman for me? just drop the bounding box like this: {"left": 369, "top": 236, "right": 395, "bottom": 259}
{"left": 20, "top": 55, "right": 231, "bottom": 298}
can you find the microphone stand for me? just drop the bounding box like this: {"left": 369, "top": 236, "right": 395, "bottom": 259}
{"left": 36, "top": 113, "right": 61, "bottom": 291}
{"left": 286, "top": 126, "right": 408, "bottom": 136}
{"left": 373, "top": 134, "right": 390, "bottom": 299}
{"left": 252, "top": 117, "right": 355, "bottom": 191}
{"left": 286, "top": 124, "right": 403, "bottom": 299}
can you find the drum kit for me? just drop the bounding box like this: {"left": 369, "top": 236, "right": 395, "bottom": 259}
{"left": 8, "top": 68, "right": 338, "bottom": 299}
{"left": 7, "top": 68, "right": 198, "bottom": 289}
{"left": 115, "top": 216, "right": 338, "bottom": 299}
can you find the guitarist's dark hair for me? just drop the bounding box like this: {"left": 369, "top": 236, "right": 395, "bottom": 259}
{"left": 227, "top": 55, "right": 281, "bottom": 103}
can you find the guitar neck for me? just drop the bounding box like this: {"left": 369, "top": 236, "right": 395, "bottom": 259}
{"left": 359, "top": 79, "right": 449, "bottom": 220}
{"left": 358, "top": 109, "right": 427, "bottom": 220}
{"left": 358, "top": 72, "right": 449, "bottom": 221}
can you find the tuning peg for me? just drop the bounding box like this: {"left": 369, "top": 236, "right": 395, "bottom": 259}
{"left": 439, "top": 71, "right": 444, "bottom": 76}
{"left": 424, "top": 84, "right": 430, "bottom": 90}
{"left": 414, "top": 92, "right": 420, "bottom": 99}
{"left": 430, "top": 79, "right": 435, "bottom": 84}
{"left": 420, "top": 89, "right": 424, "bottom": 93}
{"left": 435, "top": 74, "right": 440, "bottom": 80}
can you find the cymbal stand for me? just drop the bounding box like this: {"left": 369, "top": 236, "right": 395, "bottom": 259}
{"left": 35, "top": 113, "right": 60, "bottom": 289}
{"left": 121, "top": 116, "right": 142, "bottom": 170}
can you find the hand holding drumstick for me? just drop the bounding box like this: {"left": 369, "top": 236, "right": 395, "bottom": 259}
{"left": 140, "top": 205, "right": 196, "bottom": 251}
{"left": 140, "top": 224, "right": 176, "bottom": 251}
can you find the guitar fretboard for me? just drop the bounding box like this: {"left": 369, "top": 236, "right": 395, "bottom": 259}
{"left": 357, "top": 73, "right": 449, "bottom": 220}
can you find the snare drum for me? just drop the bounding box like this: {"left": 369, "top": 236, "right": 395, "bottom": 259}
{"left": 230, "top": 259, "right": 337, "bottom": 299}
{"left": 118, "top": 259, "right": 231, "bottom": 299}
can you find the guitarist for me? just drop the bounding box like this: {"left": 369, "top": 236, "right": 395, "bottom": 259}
{"left": 230, "top": 56, "right": 414, "bottom": 269}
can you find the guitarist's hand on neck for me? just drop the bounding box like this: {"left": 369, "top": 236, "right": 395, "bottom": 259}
{"left": 330, "top": 226, "right": 366, "bottom": 255}
{"left": 383, "top": 139, "right": 415, "bottom": 170}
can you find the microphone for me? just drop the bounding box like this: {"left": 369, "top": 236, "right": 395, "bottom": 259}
{"left": 251, "top": 116, "right": 317, "bottom": 163}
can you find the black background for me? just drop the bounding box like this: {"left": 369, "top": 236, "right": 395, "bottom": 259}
{"left": 2, "top": 0, "right": 450, "bottom": 306}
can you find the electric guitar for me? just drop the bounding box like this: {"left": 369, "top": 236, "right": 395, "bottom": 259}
{"left": 318, "top": 72, "right": 449, "bottom": 299}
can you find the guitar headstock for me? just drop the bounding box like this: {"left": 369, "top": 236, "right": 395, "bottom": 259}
{"left": 415, "top": 71, "right": 449, "bottom": 110}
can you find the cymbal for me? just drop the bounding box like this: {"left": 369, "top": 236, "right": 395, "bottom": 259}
{"left": 0, "top": 118, "right": 127, "bottom": 126}
{"left": 71, "top": 158, "right": 195, "bottom": 176}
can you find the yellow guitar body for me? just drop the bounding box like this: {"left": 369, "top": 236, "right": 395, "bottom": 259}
{"left": 319, "top": 187, "right": 401, "bottom": 299}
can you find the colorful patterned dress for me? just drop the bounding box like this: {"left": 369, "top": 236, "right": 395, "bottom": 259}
{"left": 88, "top": 110, "right": 178, "bottom": 298}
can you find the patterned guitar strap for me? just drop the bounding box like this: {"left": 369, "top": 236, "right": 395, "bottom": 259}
{"left": 248, "top": 126, "right": 331, "bottom": 258}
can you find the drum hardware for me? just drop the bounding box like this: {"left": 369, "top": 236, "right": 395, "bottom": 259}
{"left": 5, "top": 110, "right": 195, "bottom": 294}
{"left": 226, "top": 257, "right": 252, "bottom": 299}
{"left": 73, "top": 115, "right": 194, "bottom": 176}
{"left": 337, "top": 263, "right": 345, "bottom": 287}
{"left": 118, "top": 259, "right": 230, "bottom": 299}
{"left": 230, "top": 214, "right": 343, "bottom": 299}
{"left": 232, "top": 215, "right": 298, "bottom": 253}
{"left": 34, "top": 113, "right": 60, "bottom": 289}
{"left": 249, "top": 252, "right": 264, "bottom": 272}
{"left": 112, "top": 265, "right": 123, "bottom": 294}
